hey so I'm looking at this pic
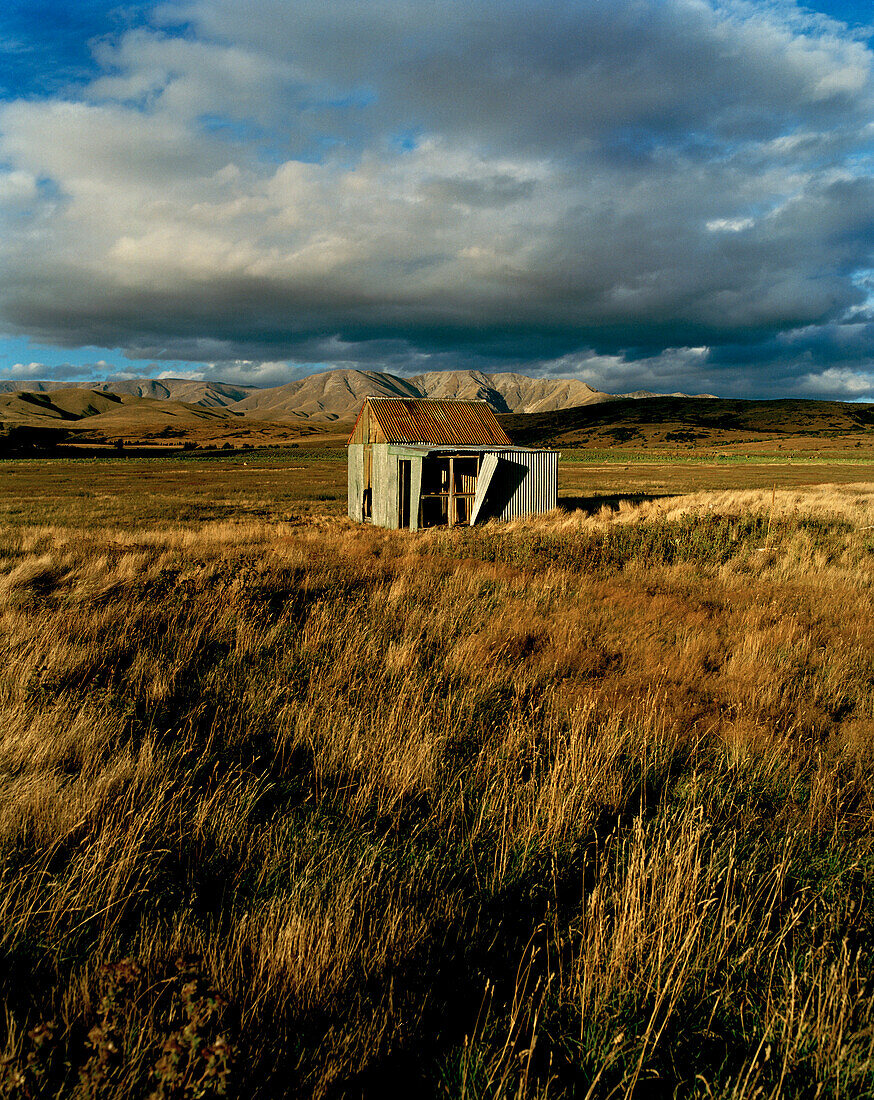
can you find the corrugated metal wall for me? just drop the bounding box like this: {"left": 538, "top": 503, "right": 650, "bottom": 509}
{"left": 497, "top": 449, "right": 559, "bottom": 520}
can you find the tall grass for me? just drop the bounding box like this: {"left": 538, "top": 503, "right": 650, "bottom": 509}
{"left": 0, "top": 484, "right": 873, "bottom": 1097}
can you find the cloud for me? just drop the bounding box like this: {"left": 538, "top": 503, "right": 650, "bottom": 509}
{"left": 7, "top": 360, "right": 97, "bottom": 381}
{"left": 163, "top": 0, "right": 873, "bottom": 152}
{"left": 9, "top": 361, "right": 50, "bottom": 378}
{"left": 798, "top": 365, "right": 874, "bottom": 396}
{"left": 706, "top": 218, "right": 756, "bottom": 233}
{"left": 0, "top": 0, "right": 872, "bottom": 398}
{"left": 190, "top": 360, "right": 319, "bottom": 387}
{"left": 0, "top": 170, "right": 36, "bottom": 203}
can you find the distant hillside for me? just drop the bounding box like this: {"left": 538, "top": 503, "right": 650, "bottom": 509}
{"left": 0, "top": 389, "right": 128, "bottom": 424}
{"left": 0, "top": 386, "right": 340, "bottom": 448}
{"left": 95, "top": 379, "right": 259, "bottom": 407}
{"left": 0, "top": 388, "right": 244, "bottom": 435}
{"left": 232, "top": 370, "right": 422, "bottom": 421}
{"left": 0, "top": 369, "right": 714, "bottom": 422}
{"left": 0, "top": 378, "right": 257, "bottom": 408}
{"left": 235, "top": 368, "right": 715, "bottom": 421}
{"left": 3, "top": 382, "right": 872, "bottom": 452}
{"left": 500, "top": 396, "right": 874, "bottom": 449}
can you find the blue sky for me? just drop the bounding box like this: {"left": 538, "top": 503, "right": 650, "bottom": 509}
{"left": 0, "top": 0, "right": 872, "bottom": 398}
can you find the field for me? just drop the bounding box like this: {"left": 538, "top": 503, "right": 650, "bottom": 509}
{"left": 1, "top": 449, "right": 873, "bottom": 1098}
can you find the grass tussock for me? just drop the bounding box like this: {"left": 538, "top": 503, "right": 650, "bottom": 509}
{"left": 0, "top": 484, "right": 873, "bottom": 1098}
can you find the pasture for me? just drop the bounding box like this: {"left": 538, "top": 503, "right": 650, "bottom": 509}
{"left": 0, "top": 449, "right": 872, "bottom": 1098}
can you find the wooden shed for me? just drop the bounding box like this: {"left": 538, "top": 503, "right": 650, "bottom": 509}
{"left": 347, "top": 397, "right": 559, "bottom": 529}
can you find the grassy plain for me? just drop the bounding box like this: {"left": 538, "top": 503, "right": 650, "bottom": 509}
{"left": 0, "top": 449, "right": 873, "bottom": 1098}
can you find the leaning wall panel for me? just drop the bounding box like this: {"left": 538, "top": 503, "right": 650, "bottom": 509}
{"left": 347, "top": 444, "right": 365, "bottom": 520}
{"left": 372, "top": 446, "right": 399, "bottom": 529}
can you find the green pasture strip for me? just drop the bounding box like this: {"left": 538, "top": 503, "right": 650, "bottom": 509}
{"left": 0, "top": 447, "right": 346, "bottom": 466}
{"left": 559, "top": 450, "right": 874, "bottom": 465}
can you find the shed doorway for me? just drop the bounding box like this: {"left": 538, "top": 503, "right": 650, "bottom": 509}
{"left": 398, "top": 460, "right": 412, "bottom": 528}
{"left": 419, "top": 455, "right": 481, "bottom": 527}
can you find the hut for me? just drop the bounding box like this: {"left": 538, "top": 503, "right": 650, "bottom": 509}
{"left": 347, "top": 397, "right": 559, "bottom": 529}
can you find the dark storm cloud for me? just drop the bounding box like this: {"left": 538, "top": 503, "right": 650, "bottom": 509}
{"left": 169, "top": 0, "right": 873, "bottom": 152}
{"left": 0, "top": 0, "right": 873, "bottom": 397}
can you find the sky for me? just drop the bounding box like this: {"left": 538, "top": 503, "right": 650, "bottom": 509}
{"left": 0, "top": 0, "right": 872, "bottom": 399}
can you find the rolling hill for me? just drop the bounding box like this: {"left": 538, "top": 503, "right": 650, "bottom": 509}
{"left": 0, "top": 389, "right": 130, "bottom": 424}
{"left": 0, "top": 378, "right": 257, "bottom": 407}
{"left": 499, "top": 396, "right": 874, "bottom": 449}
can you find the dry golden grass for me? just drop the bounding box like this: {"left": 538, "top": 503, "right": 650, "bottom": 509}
{"left": 0, "top": 482, "right": 873, "bottom": 1097}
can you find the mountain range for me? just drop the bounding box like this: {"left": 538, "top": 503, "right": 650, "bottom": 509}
{"left": 1, "top": 370, "right": 871, "bottom": 454}
{"left": 0, "top": 368, "right": 715, "bottom": 427}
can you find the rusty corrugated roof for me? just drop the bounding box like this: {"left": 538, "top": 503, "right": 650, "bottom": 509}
{"left": 350, "top": 398, "right": 512, "bottom": 446}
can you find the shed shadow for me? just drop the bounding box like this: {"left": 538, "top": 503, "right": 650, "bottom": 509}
{"left": 557, "top": 491, "right": 672, "bottom": 516}
{"left": 482, "top": 458, "right": 529, "bottom": 517}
